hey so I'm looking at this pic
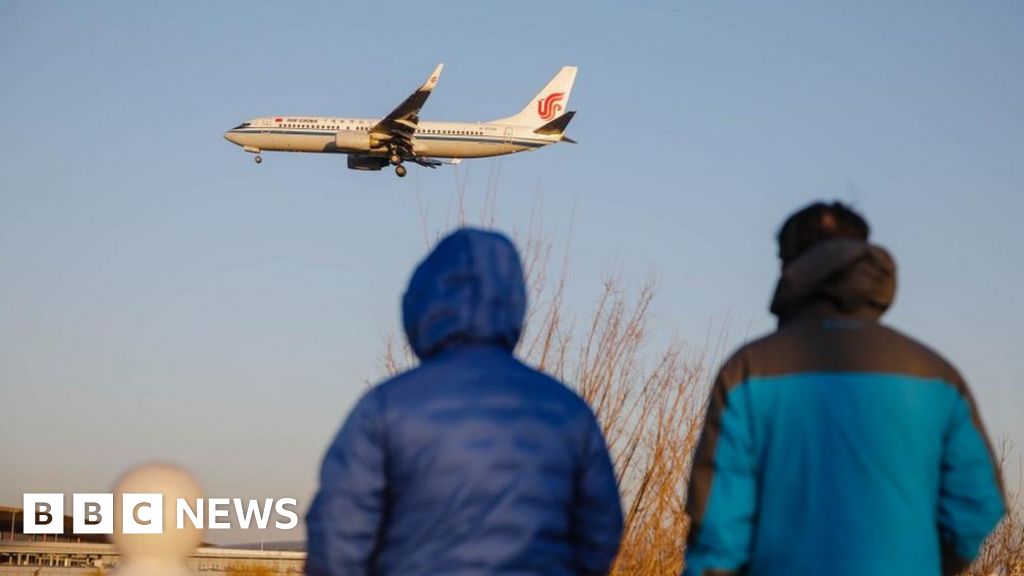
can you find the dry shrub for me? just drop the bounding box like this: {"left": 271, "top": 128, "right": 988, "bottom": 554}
{"left": 226, "top": 562, "right": 279, "bottom": 576}
{"left": 970, "top": 443, "right": 1024, "bottom": 576}
{"left": 381, "top": 210, "right": 717, "bottom": 575}
{"left": 542, "top": 281, "right": 712, "bottom": 575}
{"left": 517, "top": 238, "right": 714, "bottom": 575}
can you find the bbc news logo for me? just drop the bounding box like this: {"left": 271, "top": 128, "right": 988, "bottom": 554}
{"left": 23, "top": 494, "right": 298, "bottom": 534}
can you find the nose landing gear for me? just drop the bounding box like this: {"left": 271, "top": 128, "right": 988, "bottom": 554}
{"left": 243, "top": 146, "right": 263, "bottom": 164}
{"left": 395, "top": 165, "right": 407, "bottom": 177}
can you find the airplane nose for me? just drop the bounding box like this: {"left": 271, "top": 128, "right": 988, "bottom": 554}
{"left": 223, "top": 131, "right": 240, "bottom": 144}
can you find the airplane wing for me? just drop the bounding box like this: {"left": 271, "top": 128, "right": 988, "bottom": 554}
{"left": 370, "top": 64, "right": 443, "bottom": 154}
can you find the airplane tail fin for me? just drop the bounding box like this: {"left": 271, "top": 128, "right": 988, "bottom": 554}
{"left": 492, "top": 66, "right": 578, "bottom": 128}
{"left": 534, "top": 111, "right": 577, "bottom": 143}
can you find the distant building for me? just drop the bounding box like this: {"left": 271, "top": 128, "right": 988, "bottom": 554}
{"left": 0, "top": 541, "right": 305, "bottom": 575}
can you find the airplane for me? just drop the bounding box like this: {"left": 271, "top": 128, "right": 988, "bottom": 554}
{"left": 223, "top": 64, "right": 578, "bottom": 177}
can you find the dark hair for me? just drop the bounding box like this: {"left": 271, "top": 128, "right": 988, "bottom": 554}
{"left": 777, "top": 201, "right": 870, "bottom": 265}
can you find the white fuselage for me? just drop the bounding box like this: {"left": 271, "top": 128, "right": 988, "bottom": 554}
{"left": 224, "top": 116, "right": 558, "bottom": 159}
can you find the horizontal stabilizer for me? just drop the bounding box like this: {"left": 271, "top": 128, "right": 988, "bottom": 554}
{"left": 533, "top": 111, "right": 576, "bottom": 135}
{"left": 409, "top": 156, "right": 463, "bottom": 168}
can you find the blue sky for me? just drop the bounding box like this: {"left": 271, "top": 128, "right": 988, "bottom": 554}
{"left": 1, "top": 1, "right": 1022, "bottom": 544}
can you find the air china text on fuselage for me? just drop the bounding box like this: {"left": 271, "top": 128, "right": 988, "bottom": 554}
{"left": 223, "top": 65, "right": 578, "bottom": 178}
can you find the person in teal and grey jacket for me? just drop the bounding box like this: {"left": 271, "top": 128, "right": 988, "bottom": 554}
{"left": 683, "top": 201, "right": 1006, "bottom": 576}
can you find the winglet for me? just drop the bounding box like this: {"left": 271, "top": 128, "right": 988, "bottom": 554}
{"left": 422, "top": 63, "right": 444, "bottom": 92}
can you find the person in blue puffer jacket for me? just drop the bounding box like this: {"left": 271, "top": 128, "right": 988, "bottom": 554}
{"left": 306, "top": 228, "right": 624, "bottom": 576}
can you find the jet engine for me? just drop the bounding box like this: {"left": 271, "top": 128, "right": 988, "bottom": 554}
{"left": 335, "top": 130, "right": 389, "bottom": 152}
{"left": 335, "top": 131, "right": 371, "bottom": 152}
{"left": 347, "top": 154, "right": 389, "bottom": 171}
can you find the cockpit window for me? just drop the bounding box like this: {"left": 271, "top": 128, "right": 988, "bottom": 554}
{"left": 233, "top": 122, "right": 251, "bottom": 129}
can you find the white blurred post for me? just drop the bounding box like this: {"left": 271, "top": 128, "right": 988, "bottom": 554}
{"left": 111, "top": 463, "right": 204, "bottom": 576}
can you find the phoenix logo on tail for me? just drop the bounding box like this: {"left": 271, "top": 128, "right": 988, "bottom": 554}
{"left": 537, "top": 92, "right": 565, "bottom": 120}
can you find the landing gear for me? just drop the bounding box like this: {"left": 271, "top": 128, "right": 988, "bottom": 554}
{"left": 395, "top": 165, "right": 407, "bottom": 177}
{"left": 254, "top": 155, "right": 262, "bottom": 164}
{"left": 389, "top": 153, "right": 403, "bottom": 166}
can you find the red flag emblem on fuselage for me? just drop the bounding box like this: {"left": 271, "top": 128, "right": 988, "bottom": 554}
{"left": 537, "top": 92, "right": 565, "bottom": 121}
{"left": 275, "top": 117, "right": 283, "bottom": 123}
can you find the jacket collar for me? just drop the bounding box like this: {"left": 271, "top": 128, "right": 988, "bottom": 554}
{"left": 770, "top": 239, "right": 897, "bottom": 326}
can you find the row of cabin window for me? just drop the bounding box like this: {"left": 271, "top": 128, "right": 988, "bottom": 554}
{"left": 281, "top": 125, "right": 484, "bottom": 136}
{"left": 424, "top": 129, "right": 485, "bottom": 136}
{"left": 283, "top": 124, "right": 370, "bottom": 131}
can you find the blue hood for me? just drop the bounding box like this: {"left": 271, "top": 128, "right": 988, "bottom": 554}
{"left": 402, "top": 228, "right": 527, "bottom": 359}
